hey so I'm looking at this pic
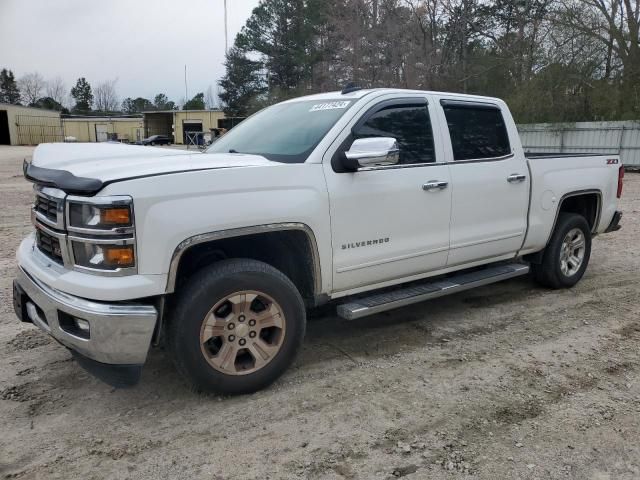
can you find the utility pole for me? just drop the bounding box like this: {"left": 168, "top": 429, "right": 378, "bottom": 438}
{"left": 184, "top": 64, "right": 188, "bottom": 118}
{"left": 224, "top": 0, "right": 228, "bottom": 54}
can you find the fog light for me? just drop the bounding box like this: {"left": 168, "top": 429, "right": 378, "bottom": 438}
{"left": 58, "top": 311, "right": 91, "bottom": 339}
{"left": 74, "top": 318, "right": 90, "bottom": 333}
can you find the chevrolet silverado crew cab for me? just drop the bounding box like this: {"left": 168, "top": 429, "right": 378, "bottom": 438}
{"left": 13, "top": 88, "right": 624, "bottom": 394}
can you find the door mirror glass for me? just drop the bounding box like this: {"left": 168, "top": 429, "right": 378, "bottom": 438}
{"left": 343, "top": 137, "right": 399, "bottom": 170}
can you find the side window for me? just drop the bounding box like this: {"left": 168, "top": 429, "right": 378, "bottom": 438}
{"left": 353, "top": 104, "right": 435, "bottom": 164}
{"left": 442, "top": 104, "right": 511, "bottom": 160}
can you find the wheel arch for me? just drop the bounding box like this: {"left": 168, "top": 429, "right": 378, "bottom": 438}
{"left": 546, "top": 189, "right": 601, "bottom": 247}
{"left": 165, "top": 223, "right": 322, "bottom": 303}
{"left": 526, "top": 189, "right": 601, "bottom": 265}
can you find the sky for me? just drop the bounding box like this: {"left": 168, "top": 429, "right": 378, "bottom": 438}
{"left": 0, "top": 0, "right": 260, "bottom": 106}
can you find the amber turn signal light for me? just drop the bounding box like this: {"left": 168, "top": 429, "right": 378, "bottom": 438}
{"left": 101, "top": 207, "right": 131, "bottom": 225}
{"left": 104, "top": 246, "right": 135, "bottom": 267}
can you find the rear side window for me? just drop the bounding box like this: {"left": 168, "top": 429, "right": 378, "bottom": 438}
{"left": 353, "top": 104, "right": 435, "bottom": 164}
{"left": 442, "top": 103, "right": 511, "bottom": 160}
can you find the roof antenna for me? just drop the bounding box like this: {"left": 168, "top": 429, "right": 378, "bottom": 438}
{"left": 341, "top": 82, "right": 362, "bottom": 95}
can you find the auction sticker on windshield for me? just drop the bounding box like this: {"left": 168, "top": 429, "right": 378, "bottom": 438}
{"left": 309, "top": 101, "right": 351, "bottom": 112}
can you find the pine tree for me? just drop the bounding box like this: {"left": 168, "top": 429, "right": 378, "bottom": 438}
{"left": 182, "top": 92, "right": 206, "bottom": 110}
{"left": 235, "top": 0, "right": 329, "bottom": 92}
{"left": 0, "top": 68, "right": 21, "bottom": 104}
{"left": 218, "top": 47, "right": 267, "bottom": 117}
{"left": 154, "top": 93, "right": 175, "bottom": 110}
{"left": 70, "top": 77, "right": 93, "bottom": 112}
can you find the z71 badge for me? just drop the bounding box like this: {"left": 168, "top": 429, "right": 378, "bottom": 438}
{"left": 607, "top": 158, "right": 619, "bottom": 164}
{"left": 342, "top": 238, "right": 390, "bottom": 249}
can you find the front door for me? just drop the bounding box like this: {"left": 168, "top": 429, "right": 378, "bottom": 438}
{"left": 438, "top": 99, "right": 530, "bottom": 266}
{"left": 324, "top": 97, "right": 452, "bottom": 293}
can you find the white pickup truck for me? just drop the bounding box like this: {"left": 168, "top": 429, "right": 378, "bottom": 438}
{"left": 13, "top": 88, "right": 624, "bottom": 394}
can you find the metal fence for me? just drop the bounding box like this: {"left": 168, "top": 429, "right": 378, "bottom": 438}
{"left": 16, "top": 114, "right": 64, "bottom": 145}
{"left": 518, "top": 121, "right": 640, "bottom": 166}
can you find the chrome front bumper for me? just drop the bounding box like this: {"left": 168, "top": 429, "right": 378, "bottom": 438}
{"left": 13, "top": 266, "right": 157, "bottom": 366}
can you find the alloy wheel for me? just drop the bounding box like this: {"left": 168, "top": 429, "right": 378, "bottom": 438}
{"left": 199, "top": 291, "right": 286, "bottom": 375}
{"left": 559, "top": 228, "right": 586, "bottom": 277}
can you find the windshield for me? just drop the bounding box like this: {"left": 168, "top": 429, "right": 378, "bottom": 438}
{"left": 206, "top": 99, "right": 354, "bottom": 163}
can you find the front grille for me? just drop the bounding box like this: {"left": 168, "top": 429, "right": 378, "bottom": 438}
{"left": 36, "top": 229, "right": 63, "bottom": 264}
{"left": 35, "top": 195, "right": 58, "bottom": 223}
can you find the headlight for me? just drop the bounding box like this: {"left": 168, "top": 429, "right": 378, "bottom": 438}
{"left": 71, "top": 241, "right": 135, "bottom": 270}
{"left": 65, "top": 195, "right": 137, "bottom": 275}
{"left": 68, "top": 200, "right": 133, "bottom": 231}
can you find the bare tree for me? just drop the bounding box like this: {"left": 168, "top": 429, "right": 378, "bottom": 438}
{"left": 556, "top": 0, "right": 640, "bottom": 113}
{"left": 205, "top": 84, "right": 219, "bottom": 109}
{"left": 46, "top": 77, "right": 67, "bottom": 106}
{"left": 93, "top": 78, "right": 119, "bottom": 112}
{"left": 18, "top": 72, "right": 45, "bottom": 105}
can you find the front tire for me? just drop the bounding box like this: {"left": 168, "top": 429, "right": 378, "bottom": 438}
{"left": 532, "top": 213, "right": 591, "bottom": 289}
{"left": 169, "top": 259, "right": 306, "bottom": 395}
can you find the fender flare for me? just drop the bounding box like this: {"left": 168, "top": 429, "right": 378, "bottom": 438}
{"left": 165, "top": 223, "right": 322, "bottom": 295}
{"left": 546, "top": 189, "right": 602, "bottom": 246}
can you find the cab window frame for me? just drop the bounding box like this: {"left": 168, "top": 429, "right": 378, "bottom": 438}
{"left": 332, "top": 97, "right": 437, "bottom": 172}
{"left": 439, "top": 99, "right": 513, "bottom": 162}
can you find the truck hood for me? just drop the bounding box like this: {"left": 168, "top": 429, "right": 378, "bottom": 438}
{"left": 25, "top": 143, "right": 279, "bottom": 195}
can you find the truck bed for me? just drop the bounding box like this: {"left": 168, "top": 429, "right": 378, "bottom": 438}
{"left": 521, "top": 153, "right": 621, "bottom": 256}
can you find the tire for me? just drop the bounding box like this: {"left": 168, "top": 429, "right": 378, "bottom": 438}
{"left": 532, "top": 213, "right": 592, "bottom": 289}
{"left": 169, "top": 259, "right": 306, "bottom": 395}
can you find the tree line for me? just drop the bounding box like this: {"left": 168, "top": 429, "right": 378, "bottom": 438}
{"left": 0, "top": 69, "right": 220, "bottom": 114}
{"left": 219, "top": 0, "right": 640, "bottom": 123}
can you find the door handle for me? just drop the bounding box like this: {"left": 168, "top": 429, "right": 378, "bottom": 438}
{"left": 507, "top": 173, "right": 527, "bottom": 183}
{"left": 422, "top": 180, "right": 448, "bottom": 191}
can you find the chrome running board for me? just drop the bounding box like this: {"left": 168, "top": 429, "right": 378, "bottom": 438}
{"left": 336, "top": 263, "right": 530, "bottom": 320}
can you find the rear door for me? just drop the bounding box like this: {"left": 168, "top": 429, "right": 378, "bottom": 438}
{"left": 438, "top": 99, "right": 529, "bottom": 266}
{"left": 323, "top": 95, "right": 452, "bottom": 293}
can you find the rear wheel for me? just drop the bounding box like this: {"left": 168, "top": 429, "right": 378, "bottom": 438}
{"left": 169, "top": 259, "right": 306, "bottom": 394}
{"left": 532, "top": 213, "right": 591, "bottom": 289}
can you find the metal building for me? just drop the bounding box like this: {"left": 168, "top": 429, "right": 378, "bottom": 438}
{"left": 62, "top": 116, "right": 144, "bottom": 143}
{"left": 518, "top": 121, "right": 640, "bottom": 167}
{"left": 143, "top": 109, "right": 241, "bottom": 145}
{"left": 0, "top": 103, "right": 62, "bottom": 145}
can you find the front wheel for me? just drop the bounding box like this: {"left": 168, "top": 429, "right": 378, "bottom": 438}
{"left": 169, "top": 259, "right": 306, "bottom": 395}
{"left": 532, "top": 213, "right": 592, "bottom": 289}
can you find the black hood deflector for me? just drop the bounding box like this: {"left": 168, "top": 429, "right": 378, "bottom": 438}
{"left": 24, "top": 160, "right": 104, "bottom": 195}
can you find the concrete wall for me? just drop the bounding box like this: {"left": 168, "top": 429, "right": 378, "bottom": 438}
{"left": 0, "top": 103, "right": 61, "bottom": 145}
{"left": 62, "top": 118, "right": 144, "bottom": 143}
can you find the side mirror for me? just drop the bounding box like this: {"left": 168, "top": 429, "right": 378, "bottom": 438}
{"left": 342, "top": 137, "right": 399, "bottom": 170}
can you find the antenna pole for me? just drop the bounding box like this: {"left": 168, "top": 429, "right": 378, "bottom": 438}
{"left": 184, "top": 64, "right": 188, "bottom": 118}
{"left": 224, "top": 0, "right": 229, "bottom": 54}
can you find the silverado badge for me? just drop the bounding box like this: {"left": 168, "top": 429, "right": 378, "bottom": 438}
{"left": 342, "top": 238, "right": 390, "bottom": 249}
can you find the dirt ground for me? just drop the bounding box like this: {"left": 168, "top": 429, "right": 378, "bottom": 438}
{"left": 1, "top": 145, "right": 639, "bottom": 480}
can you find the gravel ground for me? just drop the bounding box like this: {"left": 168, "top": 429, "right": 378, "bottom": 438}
{"left": 1, "top": 145, "right": 639, "bottom": 480}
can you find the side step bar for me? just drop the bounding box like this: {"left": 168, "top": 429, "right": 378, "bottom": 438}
{"left": 336, "top": 263, "right": 530, "bottom": 320}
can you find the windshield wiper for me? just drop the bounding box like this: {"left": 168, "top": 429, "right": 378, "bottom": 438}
{"left": 229, "top": 149, "right": 239, "bottom": 153}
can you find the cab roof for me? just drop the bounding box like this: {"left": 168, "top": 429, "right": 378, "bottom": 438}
{"left": 287, "top": 88, "right": 502, "bottom": 104}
